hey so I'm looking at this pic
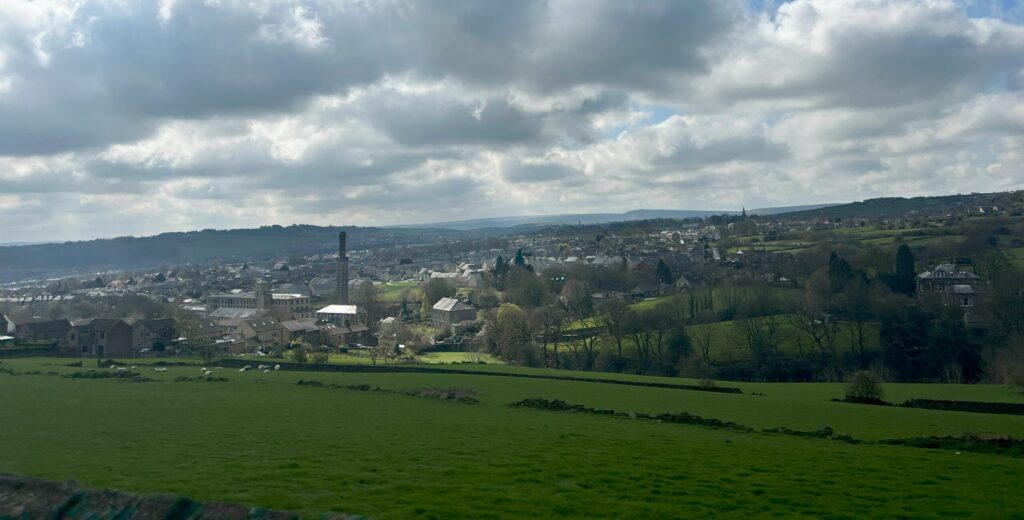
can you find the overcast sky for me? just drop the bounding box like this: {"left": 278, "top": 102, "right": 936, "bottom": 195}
{"left": 1, "top": 0, "right": 1022, "bottom": 242}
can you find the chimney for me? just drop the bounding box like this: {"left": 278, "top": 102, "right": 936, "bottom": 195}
{"left": 337, "top": 231, "right": 349, "bottom": 304}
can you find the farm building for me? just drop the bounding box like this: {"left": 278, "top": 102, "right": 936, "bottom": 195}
{"left": 431, "top": 298, "right": 477, "bottom": 330}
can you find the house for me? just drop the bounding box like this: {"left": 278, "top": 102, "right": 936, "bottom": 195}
{"left": 630, "top": 284, "right": 667, "bottom": 300}
{"left": 131, "top": 318, "right": 176, "bottom": 353}
{"left": 430, "top": 298, "right": 477, "bottom": 330}
{"left": 187, "top": 319, "right": 224, "bottom": 350}
{"left": 237, "top": 319, "right": 284, "bottom": 352}
{"left": 70, "top": 318, "right": 133, "bottom": 357}
{"left": 0, "top": 314, "right": 14, "bottom": 335}
{"left": 281, "top": 319, "right": 321, "bottom": 343}
{"left": 0, "top": 335, "right": 14, "bottom": 347}
{"left": 916, "top": 261, "right": 987, "bottom": 326}
{"left": 319, "top": 322, "right": 371, "bottom": 347}
{"left": 15, "top": 319, "right": 72, "bottom": 347}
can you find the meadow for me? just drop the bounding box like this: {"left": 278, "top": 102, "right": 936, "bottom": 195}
{"left": 1, "top": 357, "right": 1023, "bottom": 518}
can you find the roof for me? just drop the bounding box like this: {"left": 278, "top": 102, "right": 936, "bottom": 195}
{"left": 917, "top": 264, "right": 982, "bottom": 280}
{"left": 272, "top": 293, "right": 307, "bottom": 300}
{"left": 72, "top": 318, "right": 129, "bottom": 332}
{"left": 316, "top": 304, "right": 360, "bottom": 315}
{"left": 281, "top": 320, "right": 319, "bottom": 333}
{"left": 432, "top": 297, "right": 475, "bottom": 312}
{"left": 135, "top": 318, "right": 175, "bottom": 331}
{"left": 20, "top": 319, "right": 72, "bottom": 334}
{"left": 209, "top": 308, "right": 265, "bottom": 319}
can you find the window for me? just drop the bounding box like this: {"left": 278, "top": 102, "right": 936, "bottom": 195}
{"left": 962, "top": 298, "right": 974, "bottom": 307}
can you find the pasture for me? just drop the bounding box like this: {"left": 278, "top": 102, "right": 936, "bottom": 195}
{"left": 1, "top": 357, "right": 1023, "bottom": 518}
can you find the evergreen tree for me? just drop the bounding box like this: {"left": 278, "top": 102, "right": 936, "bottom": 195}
{"left": 655, "top": 259, "right": 673, "bottom": 285}
{"left": 894, "top": 244, "right": 916, "bottom": 296}
{"left": 493, "top": 255, "right": 508, "bottom": 276}
{"left": 828, "top": 252, "right": 854, "bottom": 294}
{"left": 513, "top": 249, "right": 526, "bottom": 267}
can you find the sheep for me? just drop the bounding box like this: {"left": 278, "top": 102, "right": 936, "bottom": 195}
{"left": 152, "top": 367, "right": 168, "bottom": 372}
{"left": 115, "top": 367, "right": 128, "bottom": 371}
{"left": 131, "top": 366, "right": 137, "bottom": 369}
{"left": 274, "top": 364, "right": 281, "bottom": 371}
{"left": 109, "top": 365, "right": 117, "bottom": 369}
{"left": 263, "top": 369, "right": 271, "bottom": 373}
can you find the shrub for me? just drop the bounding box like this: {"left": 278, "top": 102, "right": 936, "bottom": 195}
{"left": 698, "top": 378, "right": 718, "bottom": 390}
{"left": 845, "top": 370, "right": 885, "bottom": 404}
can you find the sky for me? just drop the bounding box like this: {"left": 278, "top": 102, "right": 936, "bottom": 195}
{"left": 0, "top": 0, "right": 1022, "bottom": 242}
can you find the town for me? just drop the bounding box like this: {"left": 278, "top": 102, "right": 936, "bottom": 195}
{"left": 3, "top": 190, "right": 1023, "bottom": 385}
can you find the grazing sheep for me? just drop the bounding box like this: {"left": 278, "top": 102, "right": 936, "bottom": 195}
{"left": 263, "top": 369, "right": 271, "bottom": 373}
{"left": 274, "top": 364, "right": 281, "bottom": 371}
{"left": 152, "top": 367, "right": 168, "bottom": 372}
{"left": 131, "top": 366, "right": 137, "bottom": 369}
{"left": 115, "top": 367, "right": 128, "bottom": 371}
{"left": 109, "top": 365, "right": 117, "bottom": 369}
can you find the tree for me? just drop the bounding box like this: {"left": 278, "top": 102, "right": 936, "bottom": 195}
{"left": 356, "top": 283, "right": 385, "bottom": 336}
{"left": 562, "top": 279, "right": 594, "bottom": 319}
{"left": 845, "top": 371, "right": 885, "bottom": 403}
{"left": 291, "top": 346, "right": 308, "bottom": 364}
{"left": 834, "top": 277, "right": 873, "bottom": 368}
{"left": 422, "top": 278, "right": 456, "bottom": 307}
{"left": 828, "top": 252, "right": 855, "bottom": 294}
{"left": 691, "top": 318, "right": 716, "bottom": 364}
{"left": 894, "top": 244, "right": 916, "bottom": 296}
{"left": 533, "top": 305, "right": 568, "bottom": 367}
{"left": 513, "top": 248, "right": 526, "bottom": 267}
{"left": 486, "top": 304, "right": 536, "bottom": 365}
{"left": 655, "top": 259, "right": 673, "bottom": 285}
{"left": 505, "top": 269, "right": 550, "bottom": 308}
{"left": 598, "top": 300, "right": 631, "bottom": 371}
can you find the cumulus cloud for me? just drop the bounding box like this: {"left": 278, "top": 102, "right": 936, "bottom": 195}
{"left": 0, "top": 0, "right": 1021, "bottom": 242}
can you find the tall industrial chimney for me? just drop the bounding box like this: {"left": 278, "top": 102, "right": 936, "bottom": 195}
{"left": 337, "top": 231, "right": 349, "bottom": 304}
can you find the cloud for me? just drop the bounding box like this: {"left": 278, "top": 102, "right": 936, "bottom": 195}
{"left": 0, "top": 0, "right": 1021, "bottom": 242}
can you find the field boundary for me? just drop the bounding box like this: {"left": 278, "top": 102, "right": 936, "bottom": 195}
{"left": 213, "top": 358, "right": 744, "bottom": 394}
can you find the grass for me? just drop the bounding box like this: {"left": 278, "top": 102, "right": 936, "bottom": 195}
{"left": 375, "top": 281, "right": 421, "bottom": 302}
{"left": 1008, "top": 247, "right": 1024, "bottom": 270}
{"left": 417, "top": 351, "right": 504, "bottom": 364}
{"left": 1, "top": 357, "right": 1023, "bottom": 518}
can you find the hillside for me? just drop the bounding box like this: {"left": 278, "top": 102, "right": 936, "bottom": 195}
{"left": 0, "top": 225, "right": 463, "bottom": 282}
{"left": 775, "top": 191, "right": 1023, "bottom": 220}
{"left": 404, "top": 204, "right": 837, "bottom": 230}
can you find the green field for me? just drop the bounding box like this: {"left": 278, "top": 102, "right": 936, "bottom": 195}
{"left": 1, "top": 357, "right": 1023, "bottom": 518}
{"left": 1009, "top": 247, "right": 1024, "bottom": 269}
{"left": 375, "top": 281, "right": 421, "bottom": 302}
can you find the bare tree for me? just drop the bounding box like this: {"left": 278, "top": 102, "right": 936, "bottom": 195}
{"left": 597, "top": 299, "right": 631, "bottom": 371}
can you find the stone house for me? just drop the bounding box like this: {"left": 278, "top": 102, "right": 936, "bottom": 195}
{"left": 430, "top": 298, "right": 477, "bottom": 330}
{"left": 15, "top": 319, "right": 72, "bottom": 348}
{"left": 916, "top": 261, "right": 987, "bottom": 326}
{"left": 70, "top": 318, "right": 133, "bottom": 357}
{"left": 131, "top": 318, "right": 177, "bottom": 353}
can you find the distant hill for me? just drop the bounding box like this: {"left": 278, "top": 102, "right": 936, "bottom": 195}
{"left": 773, "top": 191, "right": 1022, "bottom": 220}
{"left": 404, "top": 204, "right": 838, "bottom": 230}
{"left": 0, "top": 225, "right": 462, "bottom": 283}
